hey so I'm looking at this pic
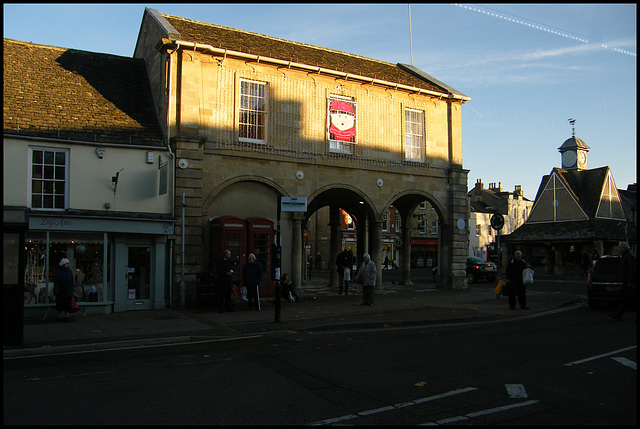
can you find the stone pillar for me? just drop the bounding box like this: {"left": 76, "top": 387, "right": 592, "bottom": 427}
{"left": 356, "top": 217, "right": 366, "bottom": 265}
{"left": 400, "top": 221, "right": 413, "bottom": 286}
{"left": 447, "top": 167, "right": 469, "bottom": 290}
{"left": 328, "top": 205, "right": 340, "bottom": 288}
{"left": 291, "top": 214, "right": 303, "bottom": 292}
{"left": 370, "top": 219, "right": 383, "bottom": 292}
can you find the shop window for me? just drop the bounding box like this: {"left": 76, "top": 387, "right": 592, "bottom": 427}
{"left": 405, "top": 108, "right": 425, "bottom": 162}
{"left": 30, "top": 147, "right": 69, "bottom": 210}
{"left": 239, "top": 79, "right": 268, "bottom": 144}
{"left": 24, "top": 232, "right": 106, "bottom": 305}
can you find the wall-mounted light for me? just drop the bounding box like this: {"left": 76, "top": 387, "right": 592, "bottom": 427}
{"left": 112, "top": 168, "right": 124, "bottom": 195}
{"left": 96, "top": 148, "right": 106, "bottom": 159}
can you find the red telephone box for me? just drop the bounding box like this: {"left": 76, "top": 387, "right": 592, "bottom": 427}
{"left": 247, "top": 217, "right": 274, "bottom": 295}
{"left": 210, "top": 216, "right": 246, "bottom": 288}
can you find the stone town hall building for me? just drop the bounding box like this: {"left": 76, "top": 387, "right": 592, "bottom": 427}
{"left": 4, "top": 7, "right": 472, "bottom": 314}
{"left": 134, "top": 8, "right": 471, "bottom": 304}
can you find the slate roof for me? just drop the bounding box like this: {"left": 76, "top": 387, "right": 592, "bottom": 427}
{"left": 3, "top": 39, "right": 163, "bottom": 146}
{"left": 470, "top": 200, "right": 497, "bottom": 214}
{"left": 159, "top": 11, "right": 467, "bottom": 99}
{"left": 558, "top": 136, "right": 590, "bottom": 151}
{"left": 504, "top": 166, "right": 636, "bottom": 243}
{"left": 502, "top": 218, "right": 631, "bottom": 243}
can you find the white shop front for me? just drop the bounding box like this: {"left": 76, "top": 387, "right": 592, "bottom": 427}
{"left": 23, "top": 214, "right": 174, "bottom": 318}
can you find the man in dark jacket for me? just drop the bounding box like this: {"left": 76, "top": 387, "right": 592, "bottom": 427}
{"left": 611, "top": 242, "right": 636, "bottom": 321}
{"left": 54, "top": 257, "right": 74, "bottom": 321}
{"left": 216, "top": 250, "right": 234, "bottom": 312}
{"left": 242, "top": 253, "right": 264, "bottom": 311}
{"left": 505, "top": 250, "right": 529, "bottom": 310}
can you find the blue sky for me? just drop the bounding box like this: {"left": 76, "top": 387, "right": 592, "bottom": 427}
{"left": 4, "top": 3, "right": 636, "bottom": 200}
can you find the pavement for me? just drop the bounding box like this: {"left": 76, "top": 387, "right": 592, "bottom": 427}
{"left": 3, "top": 270, "right": 587, "bottom": 358}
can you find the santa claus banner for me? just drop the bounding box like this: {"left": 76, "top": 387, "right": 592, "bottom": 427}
{"left": 327, "top": 97, "right": 357, "bottom": 147}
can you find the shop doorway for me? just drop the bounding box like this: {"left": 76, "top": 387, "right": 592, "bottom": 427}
{"left": 126, "top": 246, "right": 152, "bottom": 309}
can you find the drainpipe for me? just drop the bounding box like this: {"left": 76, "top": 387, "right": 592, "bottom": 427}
{"left": 180, "top": 192, "right": 186, "bottom": 307}
{"left": 166, "top": 45, "right": 179, "bottom": 307}
{"left": 166, "top": 45, "right": 178, "bottom": 149}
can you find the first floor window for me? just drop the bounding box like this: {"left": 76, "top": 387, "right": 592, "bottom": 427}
{"left": 30, "top": 147, "right": 69, "bottom": 210}
{"left": 239, "top": 79, "right": 268, "bottom": 143}
{"left": 405, "top": 108, "right": 425, "bottom": 162}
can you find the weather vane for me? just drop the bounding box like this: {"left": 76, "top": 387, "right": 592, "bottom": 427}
{"left": 568, "top": 118, "right": 576, "bottom": 136}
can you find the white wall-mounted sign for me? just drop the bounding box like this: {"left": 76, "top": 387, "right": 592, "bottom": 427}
{"left": 281, "top": 197, "right": 307, "bottom": 212}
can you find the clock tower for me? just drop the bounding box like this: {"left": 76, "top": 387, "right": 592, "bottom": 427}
{"left": 558, "top": 119, "right": 589, "bottom": 170}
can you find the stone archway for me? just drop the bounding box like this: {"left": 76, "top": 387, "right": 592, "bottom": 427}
{"left": 306, "top": 186, "right": 378, "bottom": 289}
{"left": 390, "top": 191, "right": 448, "bottom": 287}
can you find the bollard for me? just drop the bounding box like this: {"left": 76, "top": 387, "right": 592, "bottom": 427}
{"left": 274, "top": 281, "right": 281, "bottom": 322}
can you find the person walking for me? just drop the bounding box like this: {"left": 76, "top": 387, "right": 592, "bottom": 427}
{"left": 336, "top": 249, "right": 350, "bottom": 295}
{"left": 355, "top": 253, "right": 376, "bottom": 306}
{"left": 610, "top": 241, "right": 636, "bottom": 321}
{"left": 242, "top": 253, "right": 264, "bottom": 311}
{"left": 505, "top": 250, "right": 530, "bottom": 310}
{"left": 216, "top": 250, "right": 234, "bottom": 312}
{"left": 581, "top": 248, "right": 591, "bottom": 277}
{"left": 53, "top": 257, "right": 74, "bottom": 322}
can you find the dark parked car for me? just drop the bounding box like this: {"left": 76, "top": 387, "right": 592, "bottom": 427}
{"left": 587, "top": 256, "right": 623, "bottom": 308}
{"left": 466, "top": 256, "right": 497, "bottom": 283}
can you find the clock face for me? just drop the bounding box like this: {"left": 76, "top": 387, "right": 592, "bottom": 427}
{"left": 562, "top": 150, "right": 576, "bottom": 167}
{"left": 577, "top": 151, "right": 587, "bottom": 165}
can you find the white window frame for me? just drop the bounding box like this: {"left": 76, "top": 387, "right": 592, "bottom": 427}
{"left": 431, "top": 219, "right": 438, "bottom": 235}
{"left": 404, "top": 108, "right": 425, "bottom": 162}
{"left": 239, "top": 79, "right": 268, "bottom": 144}
{"left": 29, "top": 146, "right": 69, "bottom": 210}
{"left": 382, "top": 211, "right": 389, "bottom": 232}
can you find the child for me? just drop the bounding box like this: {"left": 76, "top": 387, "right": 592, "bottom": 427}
{"left": 280, "top": 273, "right": 298, "bottom": 302}
{"left": 343, "top": 266, "right": 351, "bottom": 295}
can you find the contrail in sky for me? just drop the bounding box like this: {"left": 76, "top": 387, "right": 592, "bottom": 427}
{"left": 453, "top": 3, "right": 636, "bottom": 57}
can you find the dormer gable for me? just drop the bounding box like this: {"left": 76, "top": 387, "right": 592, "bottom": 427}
{"left": 595, "top": 169, "right": 626, "bottom": 220}
{"left": 527, "top": 169, "right": 588, "bottom": 223}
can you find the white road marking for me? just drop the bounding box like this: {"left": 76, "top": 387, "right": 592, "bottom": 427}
{"left": 564, "top": 345, "right": 637, "bottom": 366}
{"left": 506, "top": 383, "right": 528, "bottom": 398}
{"left": 419, "top": 400, "right": 540, "bottom": 425}
{"left": 611, "top": 357, "right": 637, "bottom": 370}
{"left": 465, "top": 399, "right": 540, "bottom": 418}
{"left": 308, "top": 387, "right": 478, "bottom": 425}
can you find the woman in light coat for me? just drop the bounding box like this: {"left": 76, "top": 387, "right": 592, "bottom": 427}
{"left": 355, "top": 253, "right": 376, "bottom": 306}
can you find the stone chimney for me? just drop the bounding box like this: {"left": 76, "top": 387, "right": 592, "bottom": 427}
{"left": 488, "top": 182, "right": 502, "bottom": 192}
{"left": 474, "top": 179, "right": 484, "bottom": 196}
{"left": 514, "top": 185, "right": 522, "bottom": 198}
